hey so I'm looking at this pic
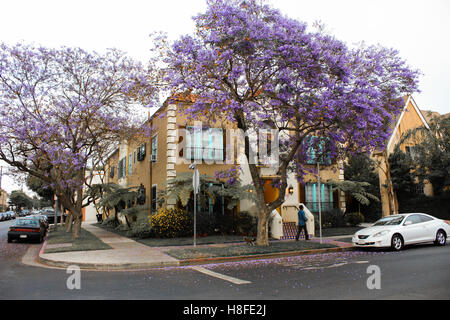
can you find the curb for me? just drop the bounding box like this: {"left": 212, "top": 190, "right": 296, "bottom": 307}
{"left": 37, "top": 255, "right": 181, "bottom": 271}
{"left": 37, "top": 244, "right": 355, "bottom": 271}
{"left": 179, "top": 245, "right": 355, "bottom": 266}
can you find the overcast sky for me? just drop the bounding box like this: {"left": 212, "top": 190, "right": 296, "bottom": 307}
{"left": 0, "top": 0, "right": 449, "bottom": 195}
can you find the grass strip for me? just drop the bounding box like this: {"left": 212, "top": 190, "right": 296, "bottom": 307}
{"left": 44, "top": 226, "right": 112, "bottom": 254}
{"left": 165, "top": 240, "right": 337, "bottom": 260}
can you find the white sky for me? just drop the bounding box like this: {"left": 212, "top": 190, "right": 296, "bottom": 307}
{"left": 0, "top": 0, "right": 449, "bottom": 195}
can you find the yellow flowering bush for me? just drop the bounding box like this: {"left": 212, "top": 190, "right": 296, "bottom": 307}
{"left": 150, "top": 208, "right": 193, "bottom": 238}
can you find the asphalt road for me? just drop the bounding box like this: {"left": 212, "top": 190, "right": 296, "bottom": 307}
{"left": 0, "top": 219, "right": 449, "bottom": 300}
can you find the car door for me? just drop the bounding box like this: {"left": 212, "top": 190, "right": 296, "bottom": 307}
{"left": 418, "top": 214, "right": 438, "bottom": 242}
{"left": 402, "top": 215, "right": 425, "bottom": 244}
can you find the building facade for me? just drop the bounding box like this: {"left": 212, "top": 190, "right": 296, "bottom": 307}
{"left": 373, "top": 95, "right": 433, "bottom": 216}
{"left": 104, "top": 97, "right": 351, "bottom": 237}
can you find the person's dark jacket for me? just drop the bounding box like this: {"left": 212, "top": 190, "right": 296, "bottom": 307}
{"left": 297, "top": 209, "right": 307, "bottom": 226}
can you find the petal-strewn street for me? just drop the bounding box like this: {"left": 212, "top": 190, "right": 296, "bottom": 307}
{"left": 1, "top": 220, "right": 449, "bottom": 300}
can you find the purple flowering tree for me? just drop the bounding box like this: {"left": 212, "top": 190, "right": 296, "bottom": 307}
{"left": 0, "top": 43, "right": 157, "bottom": 238}
{"left": 163, "top": 0, "right": 420, "bottom": 246}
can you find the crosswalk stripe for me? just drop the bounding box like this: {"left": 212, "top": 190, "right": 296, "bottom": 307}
{"left": 191, "top": 266, "right": 251, "bottom": 285}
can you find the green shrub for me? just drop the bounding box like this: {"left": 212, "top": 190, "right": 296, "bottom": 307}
{"left": 320, "top": 208, "right": 346, "bottom": 228}
{"left": 399, "top": 191, "right": 450, "bottom": 220}
{"left": 115, "top": 223, "right": 130, "bottom": 232}
{"left": 345, "top": 212, "right": 365, "bottom": 227}
{"left": 101, "top": 216, "right": 118, "bottom": 228}
{"left": 234, "top": 211, "right": 257, "bottom": 236}
{"left": 127, "top": 218, "right": 153, "bottom": 238}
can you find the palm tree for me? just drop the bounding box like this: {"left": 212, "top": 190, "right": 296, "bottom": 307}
{"left": 327, "top": 180, "right": 380, "bottom": 216}
{"left": 92, "top": 183, "right": 139, "bottom": 228}
{"left": 158, "top": 172, "right": 256, "bottom": 211}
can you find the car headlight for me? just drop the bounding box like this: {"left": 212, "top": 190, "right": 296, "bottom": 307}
{"left": 372, "top": 230, "right": 389, "bottom": 238}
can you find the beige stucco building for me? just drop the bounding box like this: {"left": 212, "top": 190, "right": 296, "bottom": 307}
{"left": 103, "top": 96, "right": 354, "bottom": 238}
{"left": 372, "top": 95, "right": 433, "bottom": 216}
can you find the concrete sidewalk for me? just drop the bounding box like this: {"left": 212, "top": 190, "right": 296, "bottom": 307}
{"left": 38, "top": 223, "right": 179, "bottom": 270}
{"left": 37, "top": 222, "right": 355, "bottom": 271}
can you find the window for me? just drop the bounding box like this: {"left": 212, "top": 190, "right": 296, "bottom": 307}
{"left": 118, "top": 158, "right": 126, "bottom": 179}
{"left": 413, "top": 184, "right": 424, "bottom": 195}
{"left": 405, "top": 146, "right": 419, "bottom": 160}
{"left": 129, "top": 153, "right": 133, "bottom": 175}
{"left": 186, "top": 126, "right": 224, "bottom": 161}
{"left": 404, "top": 214, "right": 423, "bottom": 225}
{"left": 419, "top": 214, "right": 433, "bottom": 223}
{"left": 305, "top": 183, "right": 333, "bottom": 212}
{"left": 137, "top": 143, "right": 146, "bottom": 161}
{"left": 305, "top": 136, "right": 332, "bottom": 165}
{"left": 151, "top": 185, "right": 157, "bottom": 213}
{"left": 151, "top": 135, "right": 158, "bottom": 161}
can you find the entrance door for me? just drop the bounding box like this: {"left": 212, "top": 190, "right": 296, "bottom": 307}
{"left": 263, "top": 179, "right": 280, "bottom": 214}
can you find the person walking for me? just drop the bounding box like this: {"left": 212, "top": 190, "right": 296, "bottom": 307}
{"left": 296, "top": 205, "right": 309, "bottom": 241}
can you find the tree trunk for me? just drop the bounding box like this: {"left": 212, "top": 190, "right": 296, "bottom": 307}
{"left": 65, "top": 212, "right": 73, "bottom": 233}
{"left": 256, "top": 206, "right": 270, "bottom": 246}
{"left": 54, "top": 197, "right": 60, "bottom": 231}
{"left": 72, "top": 213, "right": 82, "bottom": 240}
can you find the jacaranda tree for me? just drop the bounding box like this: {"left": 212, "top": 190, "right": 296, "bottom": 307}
{"left": 163, "top": 0, "right": 420, "bottom": 245}
{"left": 0, "top": 43, "right": 157, "bottom": 238}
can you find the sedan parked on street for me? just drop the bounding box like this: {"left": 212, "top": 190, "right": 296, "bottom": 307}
{"left": 30, "top": 215, "right": 49, "bottom": 230}
{"left": 353, "top": 213, "right": 450, "bottom": 251}
{"left": 7, "top": 218, "right": 46, "bottom": 243}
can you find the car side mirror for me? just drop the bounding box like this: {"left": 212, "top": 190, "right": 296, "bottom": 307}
{"left": 404, "top": 221, "right": 412, "bottom": 226}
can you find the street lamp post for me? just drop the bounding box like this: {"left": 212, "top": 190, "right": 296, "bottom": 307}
{"left": 189, "top": 162, "right": 199, "bottom": 247}
{"left": 317, "top": 162, "right": 322, "bottom": 244}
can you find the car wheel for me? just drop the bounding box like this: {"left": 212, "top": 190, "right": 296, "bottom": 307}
{"left": 391, "top": 234, "right": 404, "bottom": 251}
{"left": 7, "top": 237, "right": 11, "bottom": 243}
{"left": 434, "top": 230, "right": 446, "bottom": 246}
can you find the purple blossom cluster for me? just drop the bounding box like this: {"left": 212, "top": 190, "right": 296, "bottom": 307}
{"left": 0, "top": 43, "right": 158, "bottom": 220}
{"left": 163, "top": 0, "right": 420, "bottom": 170}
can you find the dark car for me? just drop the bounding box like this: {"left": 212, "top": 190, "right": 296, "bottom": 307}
{"left": 43, "top": 209, "right": 65, "bottom": 224}
{"left": 32, "top": 215, "right": 49, "bottom": 230}
{"left": 7, "top": 218, "right": 46, "bottom": 243}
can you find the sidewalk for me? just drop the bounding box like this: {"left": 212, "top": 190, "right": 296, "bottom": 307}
{"left": 38, "top": 222, "right": 355, "bottom": 271}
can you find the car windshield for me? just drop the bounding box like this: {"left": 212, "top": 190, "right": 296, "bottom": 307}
{"left": 13, "top": 219, "right": 39, "bottom": 227}
{"left": 373, "top": 216, "right": 405, "bottom": 226}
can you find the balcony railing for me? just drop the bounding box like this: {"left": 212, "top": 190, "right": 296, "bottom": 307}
{"left": 186, "top": 147, "right": 224, "bottom": 161}
{"left": 304, "top": 201, "right": 335, "bottom": 213}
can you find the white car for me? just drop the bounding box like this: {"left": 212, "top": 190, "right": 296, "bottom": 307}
{"left": 352, "top": 213, "right": 450, "bottom": 251}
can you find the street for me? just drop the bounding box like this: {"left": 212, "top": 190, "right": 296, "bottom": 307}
{"left": 0, "top": 220, "right": 449, "bottom": 300}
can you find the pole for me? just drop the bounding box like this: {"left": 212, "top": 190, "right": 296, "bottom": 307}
{"left": 317, "top": 162, "right": 322, "bottom": 244}
{"left": 190, "top": 163, "right": 199, "bottom": 247}
{"left": 193, "top": 187, "right": 197, "bottom": 247}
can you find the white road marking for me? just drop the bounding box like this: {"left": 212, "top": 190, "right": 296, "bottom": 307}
{"left": 191, "top": 266, "right": 251, "bottom": 285}
{"left": 354, "top": 260, "right": 370, "bottom": 264}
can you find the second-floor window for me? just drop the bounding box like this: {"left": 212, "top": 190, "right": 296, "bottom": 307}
{"left": 305, "top": 136, "right": 332, "bottom": 165}
{"left": 137, "top": 143, "right": 146, "bottom": 161}
{"left": 118, "top": 157, "right": 126, "bottom": 179}
{"left": 129, "top": 153, "right": 133, "bottom": 175}
{"left": 151, "top": 135, "right": 158, "bottom": 161}
{"left": 186, "top": 126, "right": 224, "bottom": 161}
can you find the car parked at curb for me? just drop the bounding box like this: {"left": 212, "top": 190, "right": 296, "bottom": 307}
{"left": 29, "top": 215, "right": 49, "bottom": 230}
{"left": 5, "top": 211, "right": 16, "bottom": 219}
{"left": 7, "top": 218, "right": 46, "bottom": 243}
{"left": 352, "top": 213, "right": 450, "bottom": 251}
{"left": 0, "top": 212, "right": 7, "bottom": 221}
